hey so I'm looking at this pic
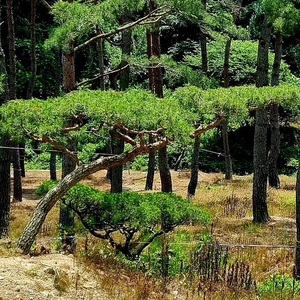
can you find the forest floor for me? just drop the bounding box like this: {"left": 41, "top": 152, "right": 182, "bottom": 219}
{"left": 0, "top": 169, "right": 299, "bottom": 300}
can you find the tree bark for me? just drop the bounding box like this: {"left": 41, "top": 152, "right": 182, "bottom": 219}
{"left": 222, "top": 120, "right": 233, "bottom": 180}
{"left": 110, "top": 135, "right": 124, "bottom": 193}
{"left": 145, "top": 135, "right": 155, "bottom": 190}
{"left": 12, "top": 145, "right": 22, "bottom": 202}
{"left": 252, "top": 109, "right": 270, "bottom": 223}
{"left": 222, "top": 37, "right": 233, "bottom": 180}
{"left": 59, "top": 131, "right": 76, "bottom": 248}
{"left": 200, "top": 0, "right": 207, "bottom": 75}
{"left": 0, "top": 136, "right": 12, "bottom": 238}
{"left": 0, "top": 6, "right": 11, "bottom": 238}
{"left": 50, "top": 150, "right": 57, "bottom": 180}
{"left": 158, "top": 145, "right": 172, "bottom": 192}
{"left": 26, "top": 0, "right": 37, "bottom": 99}
{"left": 268, "top": 32, "right": 282, "bottom": 189}
{"left": 252, "top": 15, "right": 272, "bottom": 223}
{"left": 96, "top": 31, "right": 105, "bottom": 91}
{"left": 295, "top": 160, "right": 300, "bottom": 278}
{"left": 62, "top": 42, "right": 76, "bottom": 93}
{"left": 187, "top": 136, "right": 200, "bottom": 198}
{"left": 17, "top": 139, "right": 168, "bottom": 254}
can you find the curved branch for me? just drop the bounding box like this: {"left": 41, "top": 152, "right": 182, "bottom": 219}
{"left": 191, "top": 116, "right": 224, "bottom": 138}
{"left": 77, "top": 64, "right": 130, "bottom": 88}
{"left": 74, "top": 6, "right": 172, "bottom": 52}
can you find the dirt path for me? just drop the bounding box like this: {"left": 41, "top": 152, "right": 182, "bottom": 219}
{"left": 0, "top": 253, "right": 108, "bottom": 300}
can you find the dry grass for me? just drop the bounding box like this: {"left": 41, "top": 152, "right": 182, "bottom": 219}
{"left": 7, "top": 169, "right": 300, "bottom": 299}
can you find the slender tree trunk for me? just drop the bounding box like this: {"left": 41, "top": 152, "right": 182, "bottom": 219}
{"left": 0, "top": 5, "right": 11, "bottom": 238}
{"left": 12, "top": 146, "right": 22, "bottom": 202}
{"left": 295, "top": 160, "right": 300, "bottom": 278}
{"left": 50, "top": 150, "right": 57, "bottom": 180}
{"left": 26, "top": 0, "right": 37, "bottom": 99}
{"left": 54, "top": 49, "right": 61, "bottom": 97}
{"left": 7, "top": 0, "right": 22, "bottom": 202}
{"left": 59, "top": 138, "right": 76, "bottom": 249}
{"left": 145, "top": 135, "right": 155, "bottom": 190}
{"left": 110, "top": 136, "right": 124, "bottom": 193}
{"left": 119, "top": 14, "right": 132, "bottom": 91}
{"left": 96, "top": 30, "right": 105, "bottom": 91}
{"left": 222, "top": 120, "right": 233, "bottom": 180}
{"left": 0, "top": 136, "right": 12, "bottom": 238}
{"left": 268, "top": 32, "right": 282, "bottom": 189}
{"left": 158, "top": 145, "right": 172, "bottom": 192}
{"left": 200, "top": 0, "right": 207, "bottom": 75}
{"left": 222, "top": 37, "right": 233, "bottom": 180}
{"left": 19, "top": 142, "right": 25, "bottom": 177}
{"left": 187, "top": 136, "right": 200, "bottom": 198}
{"left": 62, "top": 42, "right": 75, "bottom": 93}
{"left": 252, "top": 15, "right": 272, "bottom": 224}
{"left": 146, "top": 1, "right": 171, "bottom": 192}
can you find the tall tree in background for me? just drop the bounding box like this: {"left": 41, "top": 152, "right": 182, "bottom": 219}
{"left": 0, "top": 4, "right": 12, "bottom": 238}
{"left": 252, "top": 14, "right": 272, "bottom": 223}
{"left": 145, "top": 0, "right": 172, "bottom": 192}
{"left": 6, "top": 0, "right": 22, "bottom": 202}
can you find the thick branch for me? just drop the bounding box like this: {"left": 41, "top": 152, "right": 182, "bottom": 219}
{"left": 191, "top": 116, "right": 224, "bottom": 138}
{"left": 77, "top": 64, "right": 130, "bottom": 88}
{"left": 135, "top": 230, "right": 164, "bottom": 257}
{"left": 25, "top": 130, "right": 80, "bottom": 165}
{"left": 74, "top": 6, "right": 172, "bottom": 52}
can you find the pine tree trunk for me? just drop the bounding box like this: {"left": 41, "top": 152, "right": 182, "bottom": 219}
{"left": 187, "top": 136, "right": 200, "bottom": 198}
{"left": 222, "top": 38, "right": 233, "bottom": 180}
{"left": 12, "top": 145, "right": 22, "bottom": 202}
{"left": 110, "top": 136, "right": 124, "bottom": 193}
{"left": 0, "top": 136, "right": 12, "bottom": 238}
{"left": 252, "top": 15, "right": 272, "bottom": 223}
{"left": 0, "top": 6, "right": 11, "bottom": 238}
{"left": 96, "top": 30, "right": 105, "bottom": 91}
{"left": 50, "top": 150, "right": 57, "bottom": 181}
{"left": 145, "top": 135, "right": 155, "bottom": 190}
{"left": 19, "top": 142, "right": 25, "bottom": 177}
{"left": 158, "top": 145, "right": 172, "bottom": 192}
{"left": 62, "top": 42, "right": 76, "bottom": 93}
{"left": 119, "top": 21, "right": 131, "bottom": 91}
{"left": 59, "top": 138, "right": 76, "bottom": 249}
{"left": 295, "top": 160, "right": 300, "bottom": 278}
{"left": 268, "top": 32, "right": 282, "bottom": 189}
{"left": 252, "top": 109, "right": 270, "bottom": 223}
{"left": 200, "top": 0, "right": 207, "bottom": 75}
{"left": 26, "top": 0, "right": 37, "bottom": 99}
{"left": 222, "top": 120, "right": 233, "bottom": 180}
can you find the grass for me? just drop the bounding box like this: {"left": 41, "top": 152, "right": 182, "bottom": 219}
{"left": 7, "top": 169, "right": 300, "bottom": 299}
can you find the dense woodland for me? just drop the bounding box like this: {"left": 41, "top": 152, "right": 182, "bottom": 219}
{"left": 2, "top": 0, "right": 300, "bottom": 298}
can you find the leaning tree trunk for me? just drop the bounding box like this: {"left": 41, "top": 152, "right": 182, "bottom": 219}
{"left": 187, "top": 136, "right": 200, "bottom": 198}
{"left": 17, "top": 139, "right": 167, "bottom": 254}
{"left": 252, "top": 14, "right": 272, "bottom": 224}
{"left": 268, "top": 31, "right": 282, "bottom": 189}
